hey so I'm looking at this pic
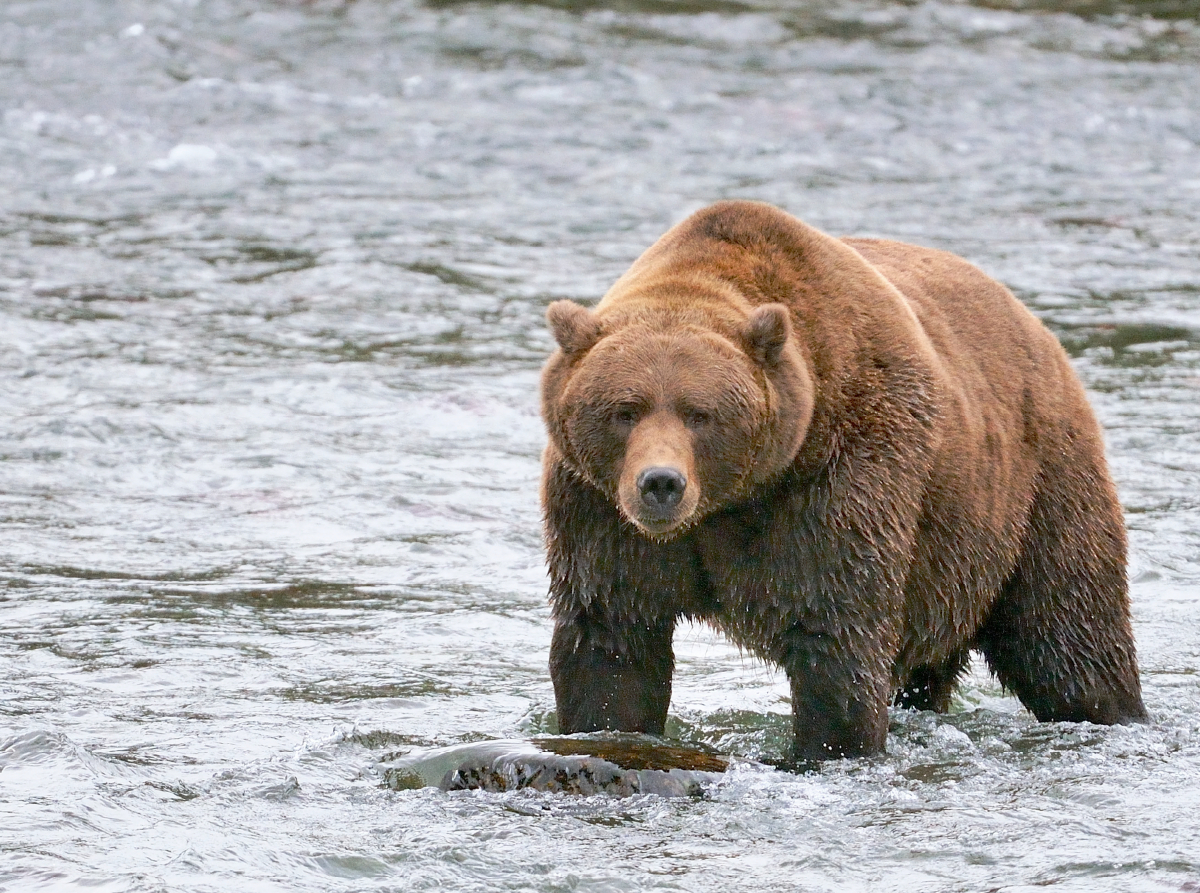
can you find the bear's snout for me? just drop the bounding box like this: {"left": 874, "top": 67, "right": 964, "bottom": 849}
{"left": 616, "top": 411, "right": 699, "bottom": 537}
{"left": 636, "top": 467, "right": 687, "bottom": 514}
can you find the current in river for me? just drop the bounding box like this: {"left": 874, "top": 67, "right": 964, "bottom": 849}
{"left": 2, "top": 1, "right": 1200, "bottom": 891}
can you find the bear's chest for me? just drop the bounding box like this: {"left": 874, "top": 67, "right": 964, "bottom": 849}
{"left": 688, "top": 496, "right": 829, "bottom": 611}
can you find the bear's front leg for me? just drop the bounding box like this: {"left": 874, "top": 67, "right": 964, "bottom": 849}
{"left": 777, "top": 625, "right": 891, "bottom": 765}
{"left": 550, "top": 612, "right": 675, "bottom": 734}
{"left": 542, "top": 455, "right": 697, "bottom": 736}
{"left": 700, "top": 459, "right": 919, "bottom": 767}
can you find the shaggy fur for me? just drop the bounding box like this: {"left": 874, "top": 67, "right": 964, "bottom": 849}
{"left": 540, "top": 201, "right": 1146, "bottom": 765}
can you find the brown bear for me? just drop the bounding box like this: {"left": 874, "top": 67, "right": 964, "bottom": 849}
{"left": 540, "top": 200, "right": 1147, "bottom": 766}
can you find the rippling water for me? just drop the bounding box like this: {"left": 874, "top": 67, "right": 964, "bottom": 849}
{"left": 2, "top": 1, "right": 1200, "bottom": 890}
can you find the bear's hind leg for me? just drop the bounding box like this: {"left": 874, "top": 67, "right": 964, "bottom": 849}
{"left": 894, "top": 647, "right": 971, "bottom": 713}
{"left": 976, "top": 464, "right": 1146, "bottom": 725}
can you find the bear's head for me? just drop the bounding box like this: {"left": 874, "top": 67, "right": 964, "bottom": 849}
{"left": 541, "top": 299, "right": 813, "bottom": 539}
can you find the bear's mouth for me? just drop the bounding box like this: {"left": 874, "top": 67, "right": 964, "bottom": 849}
{"left": 624, "top": 463, "right": 691, "bottom": 532}
{"left": 622, "top": 464, "right": 696, "bottom": 537}
{"left": 631, "top": 513, "right": 685, "bottom": 537}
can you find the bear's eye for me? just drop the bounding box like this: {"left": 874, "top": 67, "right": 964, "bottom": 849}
{"left": 683, "top": 408, "right": 713, "bottom": 429}
{"left": 612, "top": 404, "right": 641, "bottom": 426}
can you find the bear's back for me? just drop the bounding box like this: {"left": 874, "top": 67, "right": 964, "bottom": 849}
{"left": 843, "top": 237, "right": 1086, "bottom": 455}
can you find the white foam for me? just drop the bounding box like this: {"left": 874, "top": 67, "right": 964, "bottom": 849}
{"left": 150, "top": 144, "right": 219, "bottom": 172}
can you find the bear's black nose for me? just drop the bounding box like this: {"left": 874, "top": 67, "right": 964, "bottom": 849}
{"left": 636, "top": 467, "right": 687, "bottom": 512}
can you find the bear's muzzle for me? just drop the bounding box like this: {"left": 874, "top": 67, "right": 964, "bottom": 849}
{"left": 636, "top": 466, "right": 688, "bottom": 515}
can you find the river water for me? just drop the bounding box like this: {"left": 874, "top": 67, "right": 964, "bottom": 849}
{"left": 2, "top": 0, "right": 1200, "bottom": 890}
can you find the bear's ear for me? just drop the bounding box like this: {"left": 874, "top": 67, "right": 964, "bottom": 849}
{"left": 546, "top": 300, "right": 602, "bottom": 356}
{"left": 743, "top": 304, "right": 792, "bottom": 366}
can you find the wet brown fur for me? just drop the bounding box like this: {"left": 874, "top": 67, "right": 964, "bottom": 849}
{"left": 540, "top": 200, "right": 1147, "bottom": 765}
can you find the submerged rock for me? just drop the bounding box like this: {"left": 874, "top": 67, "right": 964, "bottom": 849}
{"left": 381, "top": 734, "right": 731, "bottom": 797}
